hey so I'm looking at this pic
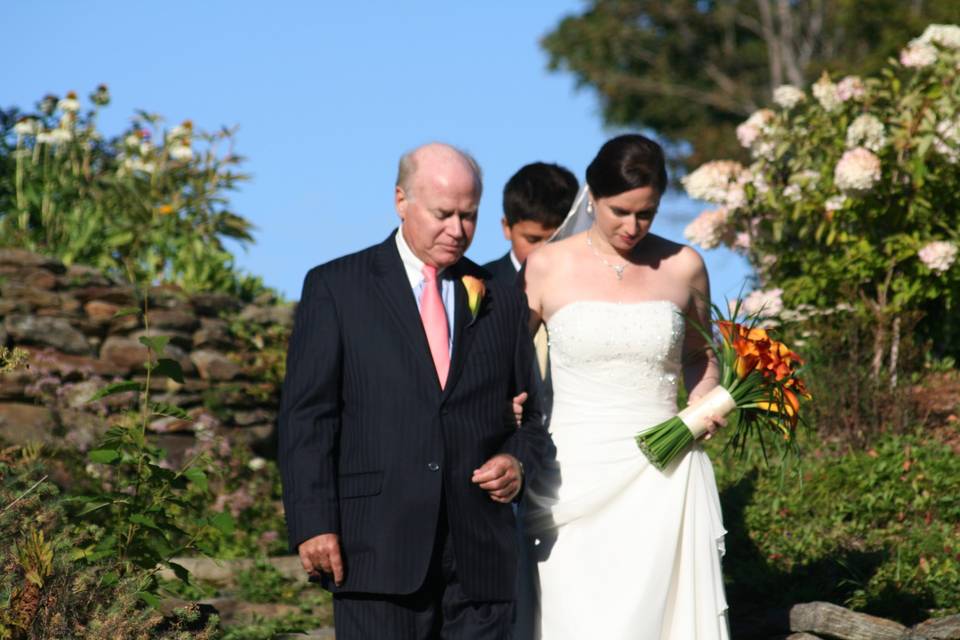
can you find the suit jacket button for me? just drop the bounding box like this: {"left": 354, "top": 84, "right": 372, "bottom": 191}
{"left": 427, "top": 462, "right": 440, "bottom": 472}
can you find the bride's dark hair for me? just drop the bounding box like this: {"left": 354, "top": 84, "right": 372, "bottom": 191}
{"left": 585, "top": 134, "right": 668, "bottom": 199}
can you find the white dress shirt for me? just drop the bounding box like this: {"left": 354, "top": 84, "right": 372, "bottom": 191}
{"left": 395, "top": 227, "right": 456, "bottom": 355}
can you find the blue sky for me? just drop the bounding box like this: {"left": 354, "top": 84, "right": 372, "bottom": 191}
{"left": 3, "top": 1, "right": 751, "bottom": 303}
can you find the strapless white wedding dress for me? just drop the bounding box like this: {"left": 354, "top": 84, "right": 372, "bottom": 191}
{"left": 527, "top": 300, "right": 729, "bottom": 639}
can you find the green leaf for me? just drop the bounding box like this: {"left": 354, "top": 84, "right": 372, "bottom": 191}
{"left": 168, "top": 561, "right": 191, "bottom": 583}
{"left": 183, "top": 467, "right": 208, "bottom": 490}
{"left": 138, "top": 335, "right": 169, "bottom": 354}
{"left": 150, "top": 401, "right": 189, "bottom": 420}
{"left": 210, "top": 511, "right": 235, "bottom": 535}
{"left": 89, "top": 380, "right": 142, "bottom": 402}
{"left": 129, "top": 513, "right": 161, "bottom": 530}
{"left": 137, "top": 590, "right": 162, "bottom": 608}
{"left": 152, "top": 358, "right": 184, "bottom": 383}
{"left": 113, "top": 306, "right": 141, "bottom": 319}
{"left": 88, "top": 449, "right": 120, "bottom": 464}
{"left": 76, "top": 500, "right": 112, "bottom": 516}
{"left": 101, "top": 571, "right": 119, "bottom": 587}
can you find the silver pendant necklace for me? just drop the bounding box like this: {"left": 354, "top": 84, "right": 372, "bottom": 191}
{"left": 586, "top": 228, "right": 629, "bottom": 281}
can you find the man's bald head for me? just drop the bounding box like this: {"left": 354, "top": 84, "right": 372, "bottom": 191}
{"left": 396, "top": 143, "right": 483, "bottom": 202}
{"left": 394, "top": 143, "right": 482, "bottom": 269}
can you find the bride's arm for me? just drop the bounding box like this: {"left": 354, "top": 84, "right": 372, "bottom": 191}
{"left": 521, "top": 248, "right": 549, "bottom": 335}
{"left": 681, "top": 249, "right": 721, "bottom": 404}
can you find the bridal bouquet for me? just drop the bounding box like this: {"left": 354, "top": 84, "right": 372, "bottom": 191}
{"left": 635, "top": 302, "right": 810, "bottom": 470}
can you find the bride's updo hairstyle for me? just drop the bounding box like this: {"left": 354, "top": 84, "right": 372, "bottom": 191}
{"left": 585, "top": 134, "right": 668, "bottom": 199}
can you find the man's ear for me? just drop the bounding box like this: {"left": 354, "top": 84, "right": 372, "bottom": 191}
{"left": 501, "top": 217, "right": 512, "bottom": 241}
{"left": 394, "top": 186, "right": 408, "bottom": 221}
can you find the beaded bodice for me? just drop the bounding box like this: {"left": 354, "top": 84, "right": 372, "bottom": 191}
{"left": 546, "top": 300, "right": 685, "bottom": 418}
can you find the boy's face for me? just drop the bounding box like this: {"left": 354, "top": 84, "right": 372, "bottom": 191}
{"left": 501, "top": 218, "right": 559, "bottom": 265}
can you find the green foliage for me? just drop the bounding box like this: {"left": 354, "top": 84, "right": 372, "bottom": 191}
{"left": 543, "top": 0, "right": 959, "bottom": 167}
{"left": 711, "top": 427, "right": 960, "bottom": 623}
{"left": 0, "top": 87, "right": 261, "bottom": 296}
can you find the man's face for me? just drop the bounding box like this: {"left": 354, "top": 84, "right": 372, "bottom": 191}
{"left": 395, "top": 161, "right": 479, "bottom": 269}
{"left": 501, "top": 219, "right": 558, "bottom": 264}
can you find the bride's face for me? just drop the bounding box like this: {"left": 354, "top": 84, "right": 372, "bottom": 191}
{"left": 592, "top": 186, "right": 661, "bottom": 254}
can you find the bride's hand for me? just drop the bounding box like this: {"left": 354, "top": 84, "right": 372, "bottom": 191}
{"left": 509, "top": 392, "right": 528, "bottom": 427}
{"left": 702, "top": 414, "right": 727, "bottom": 440}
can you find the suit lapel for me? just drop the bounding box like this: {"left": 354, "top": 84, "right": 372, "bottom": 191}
{"left": 371, "top": 235, "right": 441, "bottom": 389}
{"left": 441, "top": 266, "right": 480, "bottom": 401}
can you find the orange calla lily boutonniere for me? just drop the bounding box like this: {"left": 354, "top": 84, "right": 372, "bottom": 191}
{"left": 461, "top": 275, "right": 485, "bottom": 321}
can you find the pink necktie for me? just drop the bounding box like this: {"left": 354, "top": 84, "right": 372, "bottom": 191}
{"left": 420, "top": 265, "right": 450, "bottom": 387}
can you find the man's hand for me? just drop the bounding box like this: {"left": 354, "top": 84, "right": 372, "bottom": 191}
{"left": 298, "top": 533, "right": 344, "bottom": 586}
{"left": 509, "top": 392, "right": 527, "bottom": 427}
{"left": 471, "top": 453, "right": 523, "bottom": 503}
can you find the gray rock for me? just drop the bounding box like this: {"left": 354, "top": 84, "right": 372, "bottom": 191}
{"left": 99, "top": 336, "right": 149, "bottom": 372}
{"left": 0, "top": 403, "right": 57, "bottom": 444}
{"left": 233, "top": 408, "right": 277, "bottom": 427}
{"left": 191, "top": 349, "right": 242, "bottom": 381}
{"left": 912, "top": 614, "right": 960, "bottom": 639}
{"left": 147, "top": 284, "right": 189, "bottom": 309}
{"left": 24, "top": 346, "right": 124, "bottom": 378}
{"left": 64, "top": 264, "right": 113, "bottom": 287}
{"left": 0, "top": 249, "right": 65, "bottom": 272}
{"left": 20, "top": 268, "right": 58, "bottom": 290}
{"left": 146, "top": 308, "right": 198, "bottom": 332}
{"left": 1, "top": 282, "right": 61, "bottom": 309}
{"left": 238, "top": 303, "right": 295, "bottom": 328}
{"left": 790, "top": 602, "right": 905, "bottom": 640}
{"left": 71, "top": 285, "right": 137, "bottom": 306}
{"left": 5, "top": 314, "right": 91, "bottom": 354}
{"left": 192, "top": 317, "right": 236, "bottom": 350}
{"left": 0, "top": 371, "right": 33, "bottom": 401}
{"left": 190, "top": 292, "right": 242, "bottom": 316}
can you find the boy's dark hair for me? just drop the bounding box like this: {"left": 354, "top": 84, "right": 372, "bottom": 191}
{"left": 502, "top": 162, "right": 579, "bottom": 228}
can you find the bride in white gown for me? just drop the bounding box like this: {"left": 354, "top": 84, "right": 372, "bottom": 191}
{"left": 522, "top": 134, "right": 730, "bottom": 639}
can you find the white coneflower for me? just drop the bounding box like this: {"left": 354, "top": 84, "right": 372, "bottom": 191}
{"left": 918, "top": 241, "right": 958, "bottom": 274}
{"left": 836, "top": 76, "right": 866, "bottom": 102}
{"left": 918, "top": 24, "right": 960, "bottom": 50}
{"left": 57, "top": 91, "right": 80, "bottom": 113}
{"left": 845, "top": 114, "right": 887, "bottom": 152}
{"left": 168, "top": 119, "right": 193, "bottom": 141}
{"left": 168, "top": 143, "right": 194, "bottom": 162}
{"left": 834, "top": 147, "right": 882, "bottom": 193}
{"left": 773, "top": 85, "right": 806, "bottom": 109}
{"left": 900, "top": 39, "right": 938, "bottom": 68}
{"left": 47, "top": 128, "right": 73, "bottom": 145}
{"left": 14, "top": 118, "right": 38, "bottom": 137}
{"left": 124, "top": 134, "right": 140, "bottom": 148}
{"left": 681, "top": 160, "right": 746, "bottom": 204}
{"left": 90, "top": 83, "right": 111, "bottom": 106}
{"left": 683, "top": 208, "right": 731, "bottom": 249}
{"left": 812, "top": 75, "right": 842, "bottom": 112}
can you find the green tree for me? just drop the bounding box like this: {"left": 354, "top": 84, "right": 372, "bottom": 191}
{"left": 543, "top": 0, "right": 960, "bottom": 168}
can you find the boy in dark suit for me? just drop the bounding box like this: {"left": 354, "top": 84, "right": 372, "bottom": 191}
{"left": 483, "top": 162, "right": 579, "bottom": 285}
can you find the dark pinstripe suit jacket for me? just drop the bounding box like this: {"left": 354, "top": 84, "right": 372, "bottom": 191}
{"left": 279, "top": 232, "right": 549, "bottom": 600}
{"left": 482, "top": 252, "right": 519, "bottom": 287}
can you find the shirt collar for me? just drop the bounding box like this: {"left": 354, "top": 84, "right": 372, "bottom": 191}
{"left": 396, "top": 226, "right": 449, "bottom": 289}
{"left": 509, "top": 250, "right": 522, "bottom": 272}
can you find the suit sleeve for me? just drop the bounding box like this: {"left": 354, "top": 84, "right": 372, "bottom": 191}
{"left": 498, "top": 296, "right": 550, "bottom": 488}
{"left": 278, "top": 268, "right": 342, "bottom": 551}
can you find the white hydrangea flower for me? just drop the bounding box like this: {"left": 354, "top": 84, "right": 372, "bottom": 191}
{"left": 900, "top": 39, "right": 938, "bottom": 68}
{"left": 247, "top": 457, "right": 267, "bottom": 471}
{"left": 36, "top": 131, "right": 54, "bottom": 145}
{"left": 681, "top": 160, "right": 745, "bottom": 204}
{"left": 168, "top": 120, "right": 193, "bottom": 141}
{"left": 834, "top": 147, "right": 882, "bottom": 193}
{"left": 918, "top": 24, "right": 960, "bottom": 49}
{"left": 732, "top": 232, "right": 752, "bottom": 253}
{"left": 933, "top": 118, "right": 960, "bottom": 163}
{"left": 736, "top": 109, "right": 775, "bottom": 149}
{"left": 748, "top": 163, "right": 771, "bottom": 196}
{"left": 14, "top": 118, "right": 38, "bottom": 137}
{"left": 168, "top": 143, "right": 194, "bottom": 161}
{"left": 741, "top": 288, "right": 784, "bottom": 318}
{"left": 825, "top": 195, "right": 847, "bottom": 212}
{"left": 782, "top": 184, "right": 802, "bottom": 202}
{"left": 121, "top": 156, "right": 156, "bottom": 174}
{"left": 836, "top": 76, "right": 866, "bottom": 102}
{"left": 683, "top": 208, "right": 731, "bottom": 249}
{"left": 845, "top": 114, "right": 887, "bottom": 152}
{"left": 140, "top": 141, "right": 154, "bottom": 156}
{"left": 812, "top": 75, "right": 842, "bottom": 112}
{"left": 773, "top": 85, "right": 806, "bottom": 109}
{"left": 918, "top": 240, "right": 958, "bottom": 273}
